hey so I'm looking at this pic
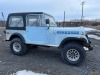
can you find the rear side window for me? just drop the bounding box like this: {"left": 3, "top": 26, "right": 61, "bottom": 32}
{"left": 9, "top": 16, "right": 24, "bottom": 27}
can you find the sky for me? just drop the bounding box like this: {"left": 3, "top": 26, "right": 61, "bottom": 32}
{"left": 0, "top": 0, "right": 99, "bottom": 21}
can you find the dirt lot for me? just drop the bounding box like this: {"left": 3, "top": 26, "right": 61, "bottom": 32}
{"left": 0, "top": 27, "right": 100, "bottom": 75}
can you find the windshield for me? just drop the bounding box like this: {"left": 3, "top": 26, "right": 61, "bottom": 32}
{"left": 45, "top": 15, "right": 57, "bottom": 27}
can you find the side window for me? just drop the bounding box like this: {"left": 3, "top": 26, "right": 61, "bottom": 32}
{"left": 27, "top": 15, "right": 41, "bottom": 26}
{"left": 9, "top": 16, "right": 23, "bottom": 27}
{"left": 41, "top": 15, "right": 46, "bottom": 26}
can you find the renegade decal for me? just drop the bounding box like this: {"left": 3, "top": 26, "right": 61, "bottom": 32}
{"left": 57, "top": 31, "right": 79, "bottom": 34}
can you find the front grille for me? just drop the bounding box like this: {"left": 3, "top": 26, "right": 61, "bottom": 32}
{"left": 86, "top": 34, "right": 91, "bottom": 44}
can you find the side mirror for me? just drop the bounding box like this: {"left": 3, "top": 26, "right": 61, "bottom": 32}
{"left": 46, "top": 19, "right": 50, "bottom": 24}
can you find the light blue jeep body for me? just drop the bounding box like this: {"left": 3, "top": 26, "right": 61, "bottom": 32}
{"left": 7, "top": 27, "right": 88, "bottom": 46}
{"left": 6, "top": 12, "right": 89, "bottom": 48}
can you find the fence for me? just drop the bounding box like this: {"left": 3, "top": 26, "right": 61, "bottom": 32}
{"left": 57, "top": 21, "right": 100, "bottom": 27}
{"left": 0, "top": 20, "right": 6, "bottom": 27}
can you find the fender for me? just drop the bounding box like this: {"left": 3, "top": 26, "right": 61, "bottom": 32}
{"left": 9, "top": 33, "right": 25, "bottom": 43}
{"left": 59, "top": 37, "right": 88, "bottom": 49}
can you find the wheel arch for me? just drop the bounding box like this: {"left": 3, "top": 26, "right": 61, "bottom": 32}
{"left": 59, "top": 37, "right": 88, "bottom": 49}
{"left": 9, "top": 33, "right": 25, "bottom": 43}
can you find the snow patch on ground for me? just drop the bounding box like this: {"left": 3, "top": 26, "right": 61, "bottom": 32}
{"left": 88, "top": 34, "right": 100, "bottom": 40}
{"left": 84, "top": 28, "right": 96, "bottom": 31}
{"left": 83, "top": 27, "right": 96, "bottom": 32}
{"left": 95, "top": 45, "right": 99, "bottom": 47}
{"left": 11, "top": 70, "right": 47, "bottom": 75}
{"left": 80, "top": 27, "right": 100, "bottom": 32}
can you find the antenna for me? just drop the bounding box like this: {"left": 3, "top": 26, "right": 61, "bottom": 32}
{"left": 1, "top": 12, "right": 5, "bottom": 27}
{"left": 1, "top": 12, "right": 5, "bottom": 21}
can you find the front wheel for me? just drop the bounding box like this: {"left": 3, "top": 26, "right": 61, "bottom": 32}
{"left": 61, "top": 42, "right": 86, "bottom": 66}
{"left": 10, "top": 38, "right": 28, "bottom": 56}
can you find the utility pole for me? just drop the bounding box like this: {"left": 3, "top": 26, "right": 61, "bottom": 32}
{"left": 63, "top": 11, "right": 65, "bottom": 27}
{"left": 81, "top": 1, "right": 85, "bottom": 25}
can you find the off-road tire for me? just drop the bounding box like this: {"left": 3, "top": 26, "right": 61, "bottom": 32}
{"left": 10, "top": 38, "right": 28, "bottom": 56}
{"left": 61, "top": 42, "right": 86, "bottom": 66}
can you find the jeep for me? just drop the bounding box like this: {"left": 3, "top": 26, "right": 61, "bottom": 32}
{"left": 5, "top": 12, "right": 93, "bottom": 65}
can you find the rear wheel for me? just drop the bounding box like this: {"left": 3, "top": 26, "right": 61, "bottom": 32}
{"left": 61, "top": 42, "right": 86, "bottom": 66}
{"left": 10, "top": 38, "right": 28, "bottom": 56}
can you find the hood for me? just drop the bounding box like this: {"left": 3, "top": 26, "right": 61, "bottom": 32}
{"left": 53, "top": 27, "right": 84, "bottom": 30}
{"left": 52, "top": 27, "right": 85, "bottom": 35}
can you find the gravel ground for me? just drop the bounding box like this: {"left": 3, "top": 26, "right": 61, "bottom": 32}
{"left": 0, "top": 27, "right": 100, "bottom": 75}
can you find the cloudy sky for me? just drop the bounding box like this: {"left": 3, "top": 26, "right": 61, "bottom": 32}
{"left": 0, "top": 0, "right": 99, "bottom": 21}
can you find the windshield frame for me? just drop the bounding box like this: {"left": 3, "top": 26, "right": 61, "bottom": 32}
{"left": 44, "top": 13, "right": 57, "bottom": 27}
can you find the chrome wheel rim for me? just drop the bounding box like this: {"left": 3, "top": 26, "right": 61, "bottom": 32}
{"left": 66, "top": 49, "right": 80, "bottom": 61}
{"left": 13, "top": 42, "right": 21, "bottom": 52}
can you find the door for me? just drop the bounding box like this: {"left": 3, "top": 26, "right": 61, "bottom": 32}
{"left": 26, "top": 14, "right": 49, "bottom": 45}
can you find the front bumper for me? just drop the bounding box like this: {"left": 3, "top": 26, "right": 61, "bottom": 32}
{"left": 85, "top": 35, "right": 93, "bottom": 51}
{"left": 88, "top": 45, "right": 93, "bottom": 51}
{"left": 84, "top": 42, "right": 93, "bottom": 51}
